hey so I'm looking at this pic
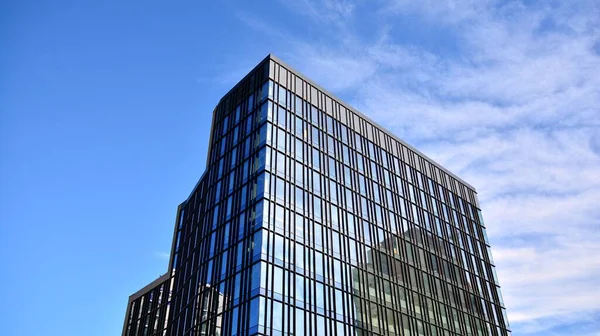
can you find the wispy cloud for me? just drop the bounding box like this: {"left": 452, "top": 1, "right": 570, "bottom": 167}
{"left": 234, "top": 0, "right": 600, "bottom": 334}
{"left": 276, "top": 0, "right": 355, "bottom": 27}
{"left": 154, "top": 252, "right": 170, "bottom": 260}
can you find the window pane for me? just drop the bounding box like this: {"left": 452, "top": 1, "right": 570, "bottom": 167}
{"left": 272, "top": 266, "right": 284, "bottom": 299}
{"left": 296, "top": 243, "right": 304, "bottom": 270}
{"left": 273, "top": 300, "right": 283, "bottom": 331}
{"left": 274, "top": 235, "right": 284, "bottom": 263}
{"left": 312, "top": 148, "right": 320, "bottom": 169}
{"left": 295, "top": 140, "right": 304, "bottom": 162}
{"left": 295, "top": 307, "right": 305, "bottom": 334}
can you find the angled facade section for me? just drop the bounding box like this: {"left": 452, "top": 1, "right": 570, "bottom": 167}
{"left": 122, "top": 54, "right": 511, "bottom": 336}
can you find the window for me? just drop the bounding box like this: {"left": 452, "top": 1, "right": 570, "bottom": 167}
{"left": 222, "top": 116, "right": 229, "bottom": 136}
{"left": 276, "top": 178, "right": 285, "bottom": 201}
{"left": 331, "top": 205, "right": 339, "bottom": 227}
{"left": 258, "top": 80, "right": 271, "bottom": 102}
{"left": 315, "top": 250, "right": 324, "bottom": 276}
{"left": 332, "top": 231, "right": 340, "bottom": 256}
{"left": 295, "top": 116, "right": 303, "bottom": 136}
{"left": 312, "top": 148, "right": 320, "bottom": 169}
{"left": 277, "top": 85, "right": 287, "bottom": 107}
{"left": 315, "top": 281, "right": 325, "bottom": 309}
{"left": 277, "top": 106, "right": 286, "bottom": 128}
{"left": 326, "top": 115, "right": 334, "bottom": 134}
{"left": 295, "top": 95, "right": 303, "bottom": 115}
{"left": 355, "top": 133, "right": 362, "bottom": 152}
{"left": 231, "top": 307, "right": 239, "bottom": 335}
{"left": 314, "top": 197, "right": 322, "bottom": 219}
{"left": 295, "top": 162, "right": 304, "bottom": 186}
{"left": 327, "top": 135, "right": 335, "bottom": 155}
{"left": 311, "top": 105, "right": 319, "bottom": 125}
{"left": 330, "top": 180, "right": 338, "bottom": 203}
{"left": 314, "top": 223, "right": 323, "bottom": 248}
{"left": 295, "top": 214, "right": 304, "bottom": 240}
{"left": 312, "top": 126, "right": 320, "bottom": 146}
{"left": 296, "top": 186, "right": 304, "bottom": 210}
{"left": 277, "top": 128, "right": 286, "bottom": 151}
{"left": 342, "top": 145, "right": 350, "bottom": 164}
{"left": 313, "top": 171, "right": 321, "bottom": 195}
{"left": 329, "top": 157, "right": 336, "bottom": 179}
{"left": 274, "top": 235, "right": 284, "bottom": 263}
{"left": 295, "top": 307, "right": 305, "bottom": 334}
{"left": 272, "top": 300, "right": 283, "bottom": 331}
{"left": 295, "top": 139, "right": 304, "bottom": 162}
{"left": 276, "top": 152, "right": 286, "bottom": 176}
{"left": 249, "top": 297, "right": 261, "bottom": 328}
{"left": 275, "top": 204, "right": 284, "bottom": 230}
{"left": 251, "top": 262, "right": 262, "bottom": 291}
{"left": 259, "top": 101, "right": 271, "bottom": 123}
{"left": 296, "top": 243, "right": 304, "bottom": 269}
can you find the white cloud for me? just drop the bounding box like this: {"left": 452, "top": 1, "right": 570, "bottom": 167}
{"left": 236, "top": 0, "right": 600, "bottom": 334}
{"left": 276, "top": 0, "right": 355, "bottom": 26}
{"left": 154, "top": 252, "right": 170, "bottom": 260}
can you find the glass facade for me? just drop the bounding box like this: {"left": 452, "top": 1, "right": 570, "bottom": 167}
{"left": 122, "top": 55, "right": 510, "bottom": 336}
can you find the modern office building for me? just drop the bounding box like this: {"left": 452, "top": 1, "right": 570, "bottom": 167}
{"left": 122, "top": 54, "right": 511, "bottom": 336}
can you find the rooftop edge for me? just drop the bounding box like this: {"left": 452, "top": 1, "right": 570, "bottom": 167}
{"left": 265, "top": 53, "right": 477, "bottom": 192}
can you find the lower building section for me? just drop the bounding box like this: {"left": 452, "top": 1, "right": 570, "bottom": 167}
{"left": 123, "top": 274, "right": 172, "bottom": 336}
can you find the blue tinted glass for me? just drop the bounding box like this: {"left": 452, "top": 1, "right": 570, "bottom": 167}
{"left": 295, "top": 244, "right": 304, "bottom": 270}
{"left": 276, "top": 152, "right": 285, "bottom": 175}
{"left": 312, "top": 126, "right": 319, "bottom": 145}
{"left": 277, "top": 85, "right": 287, "bottom": 107}
{"left": 296, "top": 187, "right": 304, "bottom": 209}
{"left": 259, "top": 101, "right": 270, "bottom": 123}
{"left": 315, "top": 251, "right": 323, "bottom": 276}
{"left": 313, "top": 172, "right": 321, "bottom": 194}
{"left": 249, "top": 297, "right": 260, "bottom": 328}
{"left": 220, "top": 250, "right": 228, "bottom": 277}
{"left": 276, "top": 178, "right": 285, "bottom": 201}
{"left": 295, "top": 307, "right": 304, "bottom": 334}
{"left": 274, "top": 235, "right": 284, "bottom": 263}
{"left": 329, "top": 157, "right": 336, "bottom": 179}
{"left": 256, "top": 173, "right": 265, "bottom": 199}
{"left": 312, "top": 148, "right": 320, "bottom": 169}
{"left": 259, "top": 80, "right": 270, "bottom": 103}
{"left": 275, "top": 205, "right": 284, "bottom": 231}
{"left": 277, "top": 129, "right": 286, "bottom": 150}
{"left": 295, "top": 116, "right": 303, "bottom": 136}
{"left": 273, "top": 300, "right": 283, "bottom": 331}
{"left": 295, "top": 215, "right": 304, "bottom": 240}
{"left": 251, "top": 262, "right": 261, "bottom": 291}
{"left": 314, "top": 198, "right": 322, "bottom": 219}
{"left": 311, "top": 106, "right": 319, "bottom": 125}
{"left": 252, "top": 230, "right": 262, "bottom": 260}
{"left": 206, "top": 260, "right": 213, "bottom": 284}
{"left": 277, "top": 106, "right": 286, "bottom": 128}
{"left": 295, "top": 140, "right": 303, "bottom": 162}
{"left": 231, "top": 307, "right": 239, "bottom": 335}
{"left": 254, "top": 201, "right": 264, "bottom": 229}
{"left": 247, "top": 93, "right": 254, "bottom": 113}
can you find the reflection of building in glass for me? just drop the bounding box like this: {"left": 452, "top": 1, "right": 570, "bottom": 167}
{"left": 356, "top": 227, "right": 494, "bottom": 335}
{"left": 197, "top": 285, "right": 227, "bottom": 336}
{"left": 121, "top": 55, "right": 511, "bottom": 336}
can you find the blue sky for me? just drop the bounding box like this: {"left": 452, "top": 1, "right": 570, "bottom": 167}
{"left": 1, "top": 1, "right": 599, "bottom": 335}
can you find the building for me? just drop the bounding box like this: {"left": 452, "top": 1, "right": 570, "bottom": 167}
{"left": 121, "top": 54, "right": 511, "bottom": 336}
